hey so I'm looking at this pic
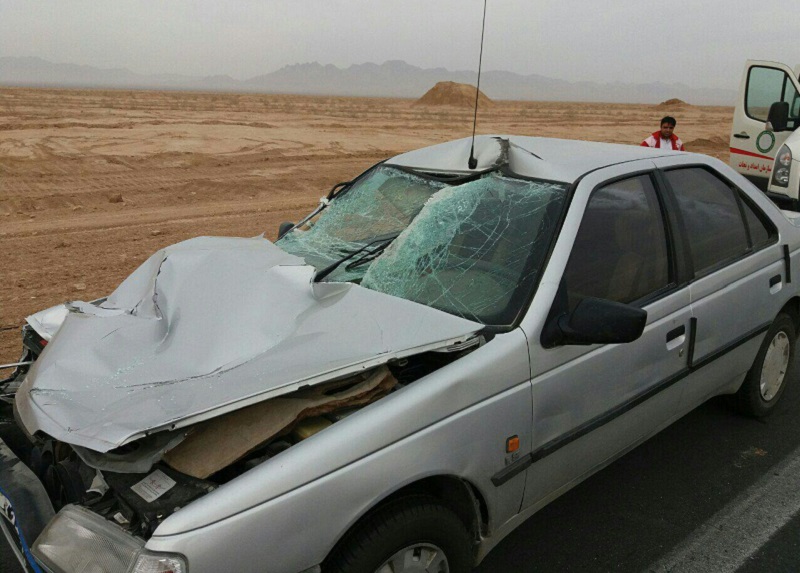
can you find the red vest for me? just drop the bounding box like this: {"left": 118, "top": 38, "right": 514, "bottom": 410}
{"left": 640, "top": 131, "right": 686, "bottom": 151}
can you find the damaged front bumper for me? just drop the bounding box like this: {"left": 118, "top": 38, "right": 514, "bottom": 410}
{"left": 0, "top": 436, "right": 54, "bottom": 572}
{"left": 2, "top": 431, "right": 329, "bottom": 573}
{"left": 0, "top": 364, "right": 424, "bottom": 573}
{"left": 1, "top": 434, "right": 187, "bottom": 573}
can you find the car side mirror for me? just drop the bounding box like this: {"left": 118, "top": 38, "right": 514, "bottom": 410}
{"left": 543, "top": 297, "right": 647, "bottom": 347}
{"left": 767, "top": 102, "right": 790, "bottom": 132}
{"left": 277, "top": 221, "right": 295, "bottom": 239}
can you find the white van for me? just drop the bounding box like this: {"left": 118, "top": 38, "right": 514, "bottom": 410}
{"left": 730, "top": 60, "right": 800, "bottom": 207}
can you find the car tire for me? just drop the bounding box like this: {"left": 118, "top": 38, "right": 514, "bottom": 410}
{"left": 736, "top": 313, "right": 795, "bottom": 418}
{"left": 324, "top": 496, "right": 473, "bottom": 573}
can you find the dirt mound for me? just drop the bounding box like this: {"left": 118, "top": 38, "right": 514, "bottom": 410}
{"left": 413, "top": 81, "right": 492, "bottom": 108}
{"left": 685, "top": 135, "right": 728, "bottom": 150}
{"left": 657, "top": 98, "right": 693, "bottom": 110}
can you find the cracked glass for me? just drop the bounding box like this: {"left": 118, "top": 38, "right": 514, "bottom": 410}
{"left": 362, "top": 173, "right": 568, "bottom": 326}
{"left": 277, "top": 166, "right": 448, "bottom": 282}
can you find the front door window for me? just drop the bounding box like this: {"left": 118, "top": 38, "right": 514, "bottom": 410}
{"left": 562, "top": 174, "right": 671, "bottom": 311}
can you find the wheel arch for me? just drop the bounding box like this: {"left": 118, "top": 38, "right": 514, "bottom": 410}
{"left": 732, "top": 298, "right": 797, "bottom": 418}
{"left": 778, "top": 296, "right": 800, "bottom": 331}
{"left": 322, "top": 474, "right": 489, "bottom": 567}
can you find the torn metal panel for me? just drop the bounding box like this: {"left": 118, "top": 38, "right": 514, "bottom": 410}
{"left": 16, "top": 236, "right": 480, "bottom": 453}
{"left": 26, "top": 304, "right": 69, "bottom": 341}
{"left": 387, "top": 136, "right": 504, "bottom": 173}
{"left": 163, "top": 366, "right": 397, "bottom": 479}
{"left": 72, "top": 431, "right": 188, "bottom": 474}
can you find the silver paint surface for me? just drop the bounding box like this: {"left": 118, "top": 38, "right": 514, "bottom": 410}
{"left": 12, "top": 139, "right": 800, "bottom": 573}
{"left": 16, "top": 235, "right": 480, "bottom": 451}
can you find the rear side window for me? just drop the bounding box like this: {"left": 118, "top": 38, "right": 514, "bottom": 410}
{"left": 739, "top": 194, "right": 776, "bottom": 249}
{"left": 664, "top": 168, "right": 749, "bottom": 275}
{"left": 563, "top": 175, "right": 670, "bottom": 310}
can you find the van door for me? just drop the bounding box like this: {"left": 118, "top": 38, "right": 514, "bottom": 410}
{"left": 730, "top": 60, "right": 800, "bottom": 190}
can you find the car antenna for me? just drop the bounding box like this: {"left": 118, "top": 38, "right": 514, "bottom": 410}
{"left": 468, "top": 0, "right": 488, "bottom": 170}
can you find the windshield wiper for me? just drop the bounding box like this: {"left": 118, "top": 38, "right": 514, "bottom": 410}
{"left": 314, "top": 232, "right": 400, "bottom": 282}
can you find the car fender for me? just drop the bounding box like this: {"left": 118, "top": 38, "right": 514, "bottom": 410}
{"left": 145, "top": 329, "right": 533, "bottom": 573}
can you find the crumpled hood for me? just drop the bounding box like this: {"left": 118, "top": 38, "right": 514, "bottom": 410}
{"left": 16, "top": 236, "right": 481, "bottom": 452}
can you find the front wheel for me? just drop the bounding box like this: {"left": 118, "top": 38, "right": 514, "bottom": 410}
{"left": 324, "top": 497, "right": 473, "bottom": 573}
{"left": 736, "top": 313, "right": 795, "bottom": 418}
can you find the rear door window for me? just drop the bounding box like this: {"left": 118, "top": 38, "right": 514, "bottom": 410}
{"left": 664, "top": 168, "right": 749, "bottom": 275}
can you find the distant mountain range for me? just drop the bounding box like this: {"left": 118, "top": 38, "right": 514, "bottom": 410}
{"left": 0, "top": 57, "right": 736, "bottom": 105}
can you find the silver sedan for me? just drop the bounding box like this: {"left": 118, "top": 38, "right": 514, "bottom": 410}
{"left": 1, "top": 135, "right": 797, "bottom": 573}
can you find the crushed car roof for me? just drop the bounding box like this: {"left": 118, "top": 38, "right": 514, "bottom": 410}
{"left": 387, "top": 135, "right": 678, "bottom": 182}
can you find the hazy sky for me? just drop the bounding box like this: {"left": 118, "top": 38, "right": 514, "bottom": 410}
{"left": 1, "top": 1, "right": 798, "bottom": 90}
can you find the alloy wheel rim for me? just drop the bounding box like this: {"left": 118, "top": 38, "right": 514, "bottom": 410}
{"left": 375, "top": 543, "right": 449, "bottom": 573}
{"left": 760, "top": 331, "right": 790, "bottom": 401}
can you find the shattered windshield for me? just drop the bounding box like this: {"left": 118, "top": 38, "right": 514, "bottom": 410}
{"left": 361, "top": 173, "right": 568, "bottom": 326}
{"left": 277, "top": 166, "right": 448, "bottom": 282}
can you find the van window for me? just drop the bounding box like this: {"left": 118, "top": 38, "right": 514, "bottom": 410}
{"left": 746, "top": 66, "right": 800, "bottom": 129}
{"left": 563, "top": 175, "right": 670, "bottom": 310}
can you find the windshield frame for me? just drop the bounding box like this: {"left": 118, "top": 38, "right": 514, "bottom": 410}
{"left": 278, "top": 160, "right": 576, "bottom": 333}
{"left": 487, "top": 165, "right": 576, "bottom": 333}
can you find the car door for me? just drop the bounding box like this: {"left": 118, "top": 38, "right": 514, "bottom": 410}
{"left": 654, "top": 159, "right": 784, "bottom": 407}
{"left": 730, "top": 60, "right": 800, "bottom": 189}
{"left": 517, "top": 164, "right": 692, "bottom": 511}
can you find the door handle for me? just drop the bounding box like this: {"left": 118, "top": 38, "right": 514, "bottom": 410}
{"left": 770, "top": 274, "right": 783, "bottom": 294}
{"left": 666, "top": 325, "right": 686, "bottom": 351}
{"left": 733, "top": 132, "right": 751, "bottom": 139}
{"left": 666, "top": 325, "right": 686, "bottom": 342}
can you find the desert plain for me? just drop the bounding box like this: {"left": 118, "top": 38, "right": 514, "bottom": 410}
{"left": 0, "top": 87, "right": 733, "bottom": 363}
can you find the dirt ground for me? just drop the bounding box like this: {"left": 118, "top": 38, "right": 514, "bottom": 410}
{"left": 0, "top": 87, "right": 733, "bottom": 363}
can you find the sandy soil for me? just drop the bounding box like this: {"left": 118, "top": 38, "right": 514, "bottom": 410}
{"left": 0, "top": 87, "right": 733, "bottom": 363}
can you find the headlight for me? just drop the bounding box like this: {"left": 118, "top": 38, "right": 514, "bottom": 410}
{"left": 32, "top": 505, "right": 186, "bottom": 573}
{"left": 772, "top": 145, "right": 792, "bottom": 188}
{"left": 130, "top": 551, "right": 187, "bottom": 573}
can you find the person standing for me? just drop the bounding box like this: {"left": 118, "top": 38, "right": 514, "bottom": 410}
{"left": 641, "top": 116, "right": 686, "bottom": 151}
